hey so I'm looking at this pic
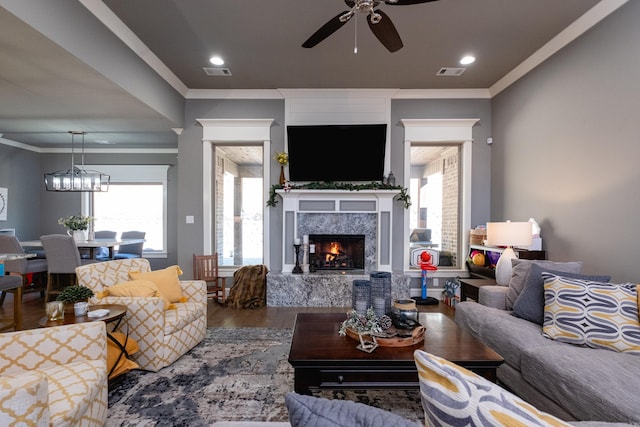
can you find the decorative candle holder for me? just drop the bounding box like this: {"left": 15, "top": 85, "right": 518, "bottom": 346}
{"left": 292, "top": 244, "right": 303, "bottom": 274}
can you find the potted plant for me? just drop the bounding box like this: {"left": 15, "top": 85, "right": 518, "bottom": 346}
{"left": 57, "top": 285, "right": 95, "bottom": 314}
{"left": 58, "top": 214, "right": 94, "bottom": 242}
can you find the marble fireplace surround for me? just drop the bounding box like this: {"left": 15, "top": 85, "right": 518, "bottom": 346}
{"left": 277, "top": 189, "right": 400, "bottom": 273}
{"left": 267, "top": 189, "right": 407, "bottom": 307}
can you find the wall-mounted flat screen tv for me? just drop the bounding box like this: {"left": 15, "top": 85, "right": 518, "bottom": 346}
{"left": 286, "top": 124, "right": 387, "bottom": 182}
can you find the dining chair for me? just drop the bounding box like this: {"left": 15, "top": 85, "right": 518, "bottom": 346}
{"left": 0, "top": 235, "right": 48, "bottom": 305}
{"left": 0, "top": 275, "right": 23, "bottom": 330}
{"left": 114, "top": 231, "right": 145, "bottom": 259}
{"left": 40, "top": 234, "right": 98, "bottom": 302}
{"left": 94, "top": 230, "right": 117, "bottom": 260}
{"left": 193, "top": 253, "right": 226, "bottom": 302}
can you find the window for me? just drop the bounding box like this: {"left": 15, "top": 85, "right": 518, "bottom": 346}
{"left": 402, "top": 119, "right": 477, "bottom": 274}
{"left": 408, "top": 145, "right": 459, "bottom": 269}
{"left": 83, "top": 165, "right": 169, "bottom": 257}
{"left": 214, "top": 145, "right": 264, "bottom": 267}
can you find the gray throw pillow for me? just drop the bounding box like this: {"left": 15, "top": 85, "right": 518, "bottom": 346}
{"left": 506, "top": 259, "right": 583, "bottom": 310}
{"left": 512, "top": 264, "right": 611, "bottom": 325}
{"left": 285, "top": 392, "right": 420, "bottom": 427}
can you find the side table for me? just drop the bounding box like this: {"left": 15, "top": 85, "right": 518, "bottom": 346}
{"left": 39, "top": 303, "right": 133, "bottom": 381}
{"left": 459, "top": 278, "right": 497, "bottom": 302}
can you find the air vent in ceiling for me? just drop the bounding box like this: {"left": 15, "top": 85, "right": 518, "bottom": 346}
{"left": 436, "top": 67, "right": 466, "bottom": 76}
{"left": 203, "top": 67, "right": 232, "bottom": 76}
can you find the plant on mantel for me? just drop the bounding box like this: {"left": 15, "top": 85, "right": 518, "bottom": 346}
{"left": 266, "top": 182, "right": 411, "bottom": 209}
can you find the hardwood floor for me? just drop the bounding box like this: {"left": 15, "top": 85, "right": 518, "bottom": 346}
{"left": 0, "top": 290, "right": 352, "bottom": 331}
{"left": 0, "top": 290, "right": 451, "bottom": 331}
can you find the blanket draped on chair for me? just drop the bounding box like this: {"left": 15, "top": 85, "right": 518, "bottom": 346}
{"left": 226, "top": 265, "right": 269, "bottom": 309}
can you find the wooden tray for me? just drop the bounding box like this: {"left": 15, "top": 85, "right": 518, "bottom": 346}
{"left": 346, "top": 325, "right": 425, "bottom": 347}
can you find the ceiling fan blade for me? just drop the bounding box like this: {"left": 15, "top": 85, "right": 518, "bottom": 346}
{"left": 302, "top": 12, "right": 352, "bottom": 48}
{"left": 384, "top": 0, "right": 438, "bottom": 5}
{"left": 367, "top": 10, "right": 403, "bottom": 52}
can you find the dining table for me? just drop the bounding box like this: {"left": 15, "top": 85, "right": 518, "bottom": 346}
{"left": 19, "top": 238, "right": 145, "bottom": 260}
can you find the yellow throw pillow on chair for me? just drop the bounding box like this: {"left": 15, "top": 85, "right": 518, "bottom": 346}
{"left": 99, "top": 279, "right": 172, "bottom": 310}
{"left": 129, "top": 265, "right": 187, "bottom": 305}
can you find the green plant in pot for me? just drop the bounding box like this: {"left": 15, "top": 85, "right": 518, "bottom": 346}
{"left": 57, "top": 285, "right": 95, "bottom": 314}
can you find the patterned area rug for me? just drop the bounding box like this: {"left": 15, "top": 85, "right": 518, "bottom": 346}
{"left": 107, "top": 327, "right": 424, "bottom": 426}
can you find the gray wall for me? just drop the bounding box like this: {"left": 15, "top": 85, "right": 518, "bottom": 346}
{"left": 491, "top": 1, "right": 640, "bottom": 282}
{"left": 0, "top": 144, "right": 41, "bottom": 240}
{"left": 177, "top": 98, "right": 492, "bottom": 276}
{"left": 178, "top": 99, "right": 286, "bottom": 277}
{"left": 391, "top": 98, "right": 493, "bottom": 229}
{"left": 0, "top": 145, "right": 178, "bottom": 270}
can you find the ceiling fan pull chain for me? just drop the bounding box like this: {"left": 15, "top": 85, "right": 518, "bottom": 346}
{"left": 354, "top": 13, "right": 358, "bottom": 54}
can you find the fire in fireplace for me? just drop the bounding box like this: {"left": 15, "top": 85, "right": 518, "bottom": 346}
{"left": 309, "top": 234, "right": 365, "bottom": 271}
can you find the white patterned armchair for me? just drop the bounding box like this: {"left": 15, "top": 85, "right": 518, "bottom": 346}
{"left": 0, "top": 322, "right": 108, "bottom": 427}
{"left": 75, "top": 258, "right": 207, "bottom": 372}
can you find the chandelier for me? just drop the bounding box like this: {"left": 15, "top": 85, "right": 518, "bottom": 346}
{"left": 44, "top": 131, "right": 110, "bottom": 192}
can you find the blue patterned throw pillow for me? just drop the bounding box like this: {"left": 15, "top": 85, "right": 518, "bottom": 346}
{"left": 414, "top": 350, "right": 571, "bottom": 427}
{"left": 542, "top": 273, "right": 640, "bottom": 354}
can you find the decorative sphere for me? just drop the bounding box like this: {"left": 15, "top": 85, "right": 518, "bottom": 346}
{"left": 472, "top": 253, "right": 485, "bottom": 266}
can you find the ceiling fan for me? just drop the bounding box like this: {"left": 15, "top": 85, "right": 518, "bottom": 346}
{"left": 302, "top": 0, "right": 438, "bottom": 53}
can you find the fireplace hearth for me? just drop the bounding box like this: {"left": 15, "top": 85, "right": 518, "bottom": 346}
{"left": 310, "top": 234, "right": 365, "bottom": 272}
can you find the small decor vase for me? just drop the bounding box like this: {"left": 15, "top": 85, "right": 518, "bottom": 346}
{"left": 69, "top": 229, "right": 86, "bottom": 242}
{"left": 279, "top": 165, "right": 286, "bottom": 185}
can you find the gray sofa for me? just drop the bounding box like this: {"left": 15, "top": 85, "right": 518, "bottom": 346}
{"left": 455, "top": 297, "right": 640, "bottom": 424}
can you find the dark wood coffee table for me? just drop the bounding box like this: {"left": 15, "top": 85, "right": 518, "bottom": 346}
{"left": 288, "top": 304, "right": 503, "bottom": 394}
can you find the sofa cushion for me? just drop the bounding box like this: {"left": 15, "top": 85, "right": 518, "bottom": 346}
{"left": 0, "top": 372, "right": 49, "bottom": 426}
{"left": 284, "top": 391, "right": 419, "bottom": 427}
{"left": 521, "top": 343, "right": 640, "bottom": 423}
{"left": 455, "top": 301, "right": 556, "bottom": 370}
{"left": 542, "top": 274, "right": 640, "bottom": 354}
{"left": 414, "top": 350, "right": 571, "bottom": 427}
{"left": 506, "top": 260, "right": 583, "bottom": 310}
{"left": 164, "top": 301, "right": 206, "bottom": 335}
{"left": 33, "top": 360, "right": 107, "bottom": 427}
{"left": 512, "top": 265, "right": 611, "bottom": 325}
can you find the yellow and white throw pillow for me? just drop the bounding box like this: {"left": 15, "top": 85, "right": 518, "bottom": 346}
{"left": 542, "top": 273, "right": 640, "bottom": 354}
{"left": 414, "top": 350, "right": 571, "bottom": 427}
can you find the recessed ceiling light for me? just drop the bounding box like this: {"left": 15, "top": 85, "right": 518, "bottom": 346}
{"left": 460, "top": 55, "right": 475, "bottom": 65}
{"left": 209, "top": 56, "right": 224, "bottom": 66}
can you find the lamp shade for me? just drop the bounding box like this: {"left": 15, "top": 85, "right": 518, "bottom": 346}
{"left": 486, "top": 222, "right": 532, "bottom": 247}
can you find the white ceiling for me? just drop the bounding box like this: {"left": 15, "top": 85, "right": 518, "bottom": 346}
{"left": 0, "top": 0, "right": 626, "bottom": 149}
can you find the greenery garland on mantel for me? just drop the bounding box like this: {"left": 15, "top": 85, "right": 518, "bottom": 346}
{"left": 267, "top": 182, "right": 411, "bottom": 208}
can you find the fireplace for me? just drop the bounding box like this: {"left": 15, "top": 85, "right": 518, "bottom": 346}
{"left": 278, "top": 189, "right": 400, "bottom": 273}
{"left": 310, "top": 234, "right": 365, "bottom": 272}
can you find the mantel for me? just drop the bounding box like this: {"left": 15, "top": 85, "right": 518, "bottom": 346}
{"left": 276, "top": 188, "right": 400, "bottom": 199}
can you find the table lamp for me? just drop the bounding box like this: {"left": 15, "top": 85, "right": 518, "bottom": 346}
{"left": 486, "top": 221, "right": 533, "bottom": 286}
